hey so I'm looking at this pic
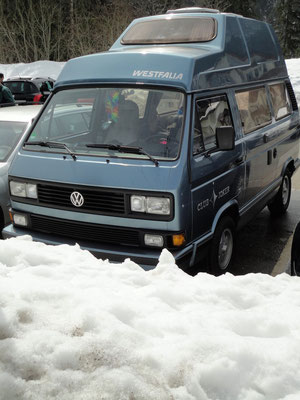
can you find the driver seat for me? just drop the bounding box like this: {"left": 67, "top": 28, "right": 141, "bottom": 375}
{"left": 109, "top": 100, "right": 139, "bottom": 145}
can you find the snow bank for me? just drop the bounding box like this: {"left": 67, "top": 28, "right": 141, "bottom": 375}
{"left": 286, "top": 59, "right": 300, "bottom": 106}
{"left": 1, "top": 238, "right": 300, "bottom": 400}
{"left": 0, "top": 61, "right": 65, "bottom": 81}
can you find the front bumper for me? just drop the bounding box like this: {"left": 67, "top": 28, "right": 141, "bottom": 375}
{"left": 2, "top": 224, "right": 193, "bottom": 270}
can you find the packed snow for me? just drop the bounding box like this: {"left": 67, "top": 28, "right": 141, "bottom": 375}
{"left": 0, "top": 59, "right": 300, "bottom": 400}
{"left": 286, "top": 59, "right": 300, "bottom": 106}
{"left": 0, "top": 61, "right": 65, "bottom": 81}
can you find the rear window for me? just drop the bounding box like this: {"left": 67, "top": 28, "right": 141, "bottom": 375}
{"left": 5, "top": 81, "right": 38, "bottom": 94}
{"left": 235, "top": 87, "right": 272, "bottom": 134}
{"left": 122, "top": 17, "right": 217, "bottom": 44}
{"left": 269, "top": 83, "right": 292, "bottom": 120}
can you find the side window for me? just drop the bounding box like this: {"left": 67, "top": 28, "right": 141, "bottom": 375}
{"left": 37, "top": 107, "right": 92, "bottom": 140}
{"left": 269, "top": 83, "right": 292, "bottom": 120}
{"left": 193, "top": 95, "right": 233, "bottom": 155}
{"left": 236, "top": 87, "right": 271, "bottom": 134}
{"left": 54, "top": 113, "right": 90, "bottom": 138}
{"left": 29, "top": 83, "right": 38, "bottom": 94}
{"left": 156, "top": 91, "right": 182, "bottom": 115}
{"left": 126, "top": 89, "right": 148, "bottom": 118}
{"left": 24, "top": 82, "right": 31, "bottom": 94}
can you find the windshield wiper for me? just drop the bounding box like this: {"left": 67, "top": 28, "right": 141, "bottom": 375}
{"left": 86, "top": 143, "right": 159, "bottom": 167}
{"left": 24, "top": 140, "right": 77, "bottom": 161}
{"left": 86, "top": 143, "right": 119, "bottom": 150}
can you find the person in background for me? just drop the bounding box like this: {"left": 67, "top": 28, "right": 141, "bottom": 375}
{"left": 0, "top": 73, "right": 15, "bottom": 105}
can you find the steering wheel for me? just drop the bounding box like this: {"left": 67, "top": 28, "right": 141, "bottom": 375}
{"left": 143, "top": 133, "right": 179, "bottom": 157}
{"left": 144, "top": 132, "right": 169, "bottom": 145}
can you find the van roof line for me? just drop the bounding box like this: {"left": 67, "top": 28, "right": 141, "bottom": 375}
{"left": 166, "top": 7, "right": 220, "bottom": 14}
{"left": 166, "top": 8, "right": 242, "bottom": 17}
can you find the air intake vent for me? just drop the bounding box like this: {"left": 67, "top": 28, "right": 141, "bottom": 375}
{"left": 30, "top": 215, "right": 140, "bottom": 246}
{"left": 38, "top": 183, "right": 125, "bottom": 215}
{"left": 286, "top": 81, "right": 298, "bottom": 111}
{"left": 167, "top": 7, "right": 220, "bottom": 14}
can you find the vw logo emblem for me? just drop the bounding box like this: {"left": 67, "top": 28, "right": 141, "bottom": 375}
{"left": 70, "top": 191, "right": 84, "bottom": 207}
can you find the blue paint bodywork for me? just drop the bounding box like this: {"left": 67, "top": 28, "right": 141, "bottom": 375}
{"left": 3, "top": 9, "right": 300, "bottom": 271}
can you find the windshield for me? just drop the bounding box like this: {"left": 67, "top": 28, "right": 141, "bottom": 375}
{"left": 26, "top": 87, "right": 185, "bottom": 161}
{"left": 0, "top": 121, "right": 27, "bottom": 161}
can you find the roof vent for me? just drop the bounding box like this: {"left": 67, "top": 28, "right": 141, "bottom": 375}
{"left": 166, "top": 7, "right": 220, "bottom": 14}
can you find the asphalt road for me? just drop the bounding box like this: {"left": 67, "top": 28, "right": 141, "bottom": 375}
{"left": 229, "top": 168, "right": 300, "bottom": 276}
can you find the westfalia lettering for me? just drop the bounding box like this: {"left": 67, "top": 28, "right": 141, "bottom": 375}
{"left": 132, "top": 70, "right": 183, "bottom": 80}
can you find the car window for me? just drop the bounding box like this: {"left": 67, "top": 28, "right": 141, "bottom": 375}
{"left": 193, "top": 95, "right": 233, "bottom": 155}
{"left": 5, "top": 81, "right": 25, "bottom": 93}
{"left": 27, "top": 87, "right": 185, "bottom": 161}
{"left": 28, "top": 82, "right": 38, "bottom": 94}
{"left": 269, "top": 83, "right": 292, "bottom": 120}
{"left": 125, "top": 89, "right": 148, "bottom": 118}
{"left": 156, "top": 91, "right": 183, "bottom": 115}
{"left": 0, "top": 121, "right": 27, "bottom": 161}
{"left": 235, "top": 87, "right": 272, "bottom": 134}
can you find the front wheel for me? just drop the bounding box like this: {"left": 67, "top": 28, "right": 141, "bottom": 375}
{"left": 208, "top": 216, "right": 235, "bottom": 276}
{"left": 268, "top": 170, "right": 291, "bottom": 216}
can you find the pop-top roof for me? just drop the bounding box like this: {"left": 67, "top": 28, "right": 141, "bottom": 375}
{"left": 55, "top": 9, "right": 287, "bottom": 93}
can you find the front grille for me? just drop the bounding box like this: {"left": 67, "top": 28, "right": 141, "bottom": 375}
{"left": 30, "top": 215, "right": 140, "bottom": 246}
{"left": 37, "top": 183, "right": 125, "bottom": 215}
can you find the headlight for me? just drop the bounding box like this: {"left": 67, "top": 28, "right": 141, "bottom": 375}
{"left": 10, "top": 181, "right": 26, "bottom": 197}
{"left": 144, "top": 234, "right": 164, "bottom": 247}
{"left": 10, "top": 181, "right": 37, "bottom": 199}
{"left": 13, "top": 213, "right": 28, "bottom": 227}
{"left": 130, "top": 195, "right": 146, "bottom": 212}
{"left": 146, "top": 197, "right": 170, "bottom": 215}
{"left": 26, "top": 184, "right": 38, "bottom": 198}
{"left": 130, "top": 195, "right": 170, "bottom": 215}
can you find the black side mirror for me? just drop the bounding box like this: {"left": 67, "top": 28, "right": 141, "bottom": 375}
{"left": 216, "top": 126, "right": 235, "bottom": 151}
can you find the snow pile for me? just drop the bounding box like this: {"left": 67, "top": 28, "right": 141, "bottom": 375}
{"left": 286, "top": 59, "right": 300, "bottom": 106}
{"left": 0, "top": 61, "right": 65, "bottom": 81}
{"left": 1, "top": 237, "right": 300, "bottom": 400}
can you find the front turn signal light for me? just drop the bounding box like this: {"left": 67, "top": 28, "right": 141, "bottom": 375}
{"left": 172, "top": 234, "right": 185, "bottom": 247}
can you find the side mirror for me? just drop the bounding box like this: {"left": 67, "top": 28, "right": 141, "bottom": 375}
{"left": 216, "top": 126, "right": 235, "bottom": 151}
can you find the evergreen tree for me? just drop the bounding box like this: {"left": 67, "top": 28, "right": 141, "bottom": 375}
{"left": 275, "top": 0, "right": 300, "bottom": 58}
{"left": 226, "top": 0, "right": 258, "bottom": 18}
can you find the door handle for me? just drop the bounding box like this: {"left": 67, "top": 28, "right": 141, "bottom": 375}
{"left": 234, "top": 156, "right": 244, "bottom": 166}
{"left": 267, "top": 150, "right": 272, "bottom": 165}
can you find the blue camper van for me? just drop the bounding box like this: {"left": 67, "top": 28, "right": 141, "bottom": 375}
{"left": 3, "top": 8, "right": 300, "bottom": 274}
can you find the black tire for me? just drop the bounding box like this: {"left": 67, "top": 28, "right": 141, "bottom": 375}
{"left": 209, "top": 216, "right": 235, "bottom": 276}
{"left": 291, "top": 221, "right": 300, "bottom": 276}
{"left": 268, "top": 170, "right": 291, "bottom": 216}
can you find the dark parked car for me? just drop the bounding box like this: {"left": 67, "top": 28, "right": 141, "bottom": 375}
{"left": 291, "top": 222, "right": 300, "bottom": 276}
{"left": 3, "top": 77, "right": 55, "bottom": 104}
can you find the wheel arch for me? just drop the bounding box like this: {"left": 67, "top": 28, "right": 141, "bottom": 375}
{"left": 211, "top": 200, "right": 239, "bottom": 234}
{"left": 281, "top": 158, "right": 295, "bottom": 178}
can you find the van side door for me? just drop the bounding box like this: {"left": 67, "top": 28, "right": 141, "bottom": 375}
{"left": 235, "top": 86, "right": 275, "bottom": 206}
{"left": 190, "top": 93, "right": 245, "bottom": 240}
{"left": 267, "top": 81, "right": 298, "bottom": 180}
